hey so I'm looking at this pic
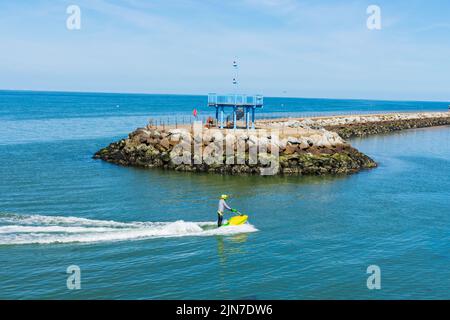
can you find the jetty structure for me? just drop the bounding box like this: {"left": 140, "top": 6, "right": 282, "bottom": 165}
{"left": 208, "top": 93, "right": 263, "bottom": 129}
{"left": 94, "top": 111, "right": 450, "bottom": 176}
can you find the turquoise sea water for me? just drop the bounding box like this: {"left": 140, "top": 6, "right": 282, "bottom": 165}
{"left": 0, "top": 91, "right": 449, "bottom": 299}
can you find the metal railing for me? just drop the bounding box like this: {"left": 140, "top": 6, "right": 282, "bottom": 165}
{"left": 146, "top": 109, "right": 444, "bottom": 129}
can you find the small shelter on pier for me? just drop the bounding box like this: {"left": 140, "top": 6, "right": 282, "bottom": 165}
{"left": 208, "top": 93, "right": 263, "bottom": 129}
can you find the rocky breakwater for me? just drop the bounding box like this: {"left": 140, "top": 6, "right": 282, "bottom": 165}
{"left": 268, "top": 112, "right": 450, "bottom": 139}
{"left": 93, "top": 123, "right": 377, "bottom": 176}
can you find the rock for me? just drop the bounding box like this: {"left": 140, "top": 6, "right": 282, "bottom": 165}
{"left": 152, "top": 131, "right": 161, "bottom": 138}
{"left": 276, "top": 138, "right": 288, "bottom": 150}
{"left": 161, "top": 152, "right": 171, "bottom": 163}
{"left": 160, "top": 138, "right": 170, "bottom": 150}
{"left": 287, "top": 137, "right": 301, "bottom": 144}
{"left": 299, "top": 140, "right": 309, "bottom": 150}
{"left": 284, "top": 144, "right": 298, "bottom": 155}
{"left": 248, "top": 135, "right": 258, "bottom": 145}
{"left": 212, "top": 131, "right": 224, "bottom": 142}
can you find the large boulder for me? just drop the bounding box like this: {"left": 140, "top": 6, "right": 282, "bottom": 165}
{"left": 159, "top": 138, "right": 170, "bottom": 150}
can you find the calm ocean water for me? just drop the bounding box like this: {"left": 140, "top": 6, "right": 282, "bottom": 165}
{"left": 0, "top": 90, "right": 449, "bottom": 299}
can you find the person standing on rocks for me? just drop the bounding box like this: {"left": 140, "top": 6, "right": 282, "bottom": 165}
{"left": 217, "top": 195, "right": 236, "bottom": 227}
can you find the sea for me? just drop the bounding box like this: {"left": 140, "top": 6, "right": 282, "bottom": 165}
{"left": 0, "top": 90, "right": 449, "bottom": 299}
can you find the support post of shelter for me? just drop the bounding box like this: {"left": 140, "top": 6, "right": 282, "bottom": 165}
{"left": 215, "top": 108, "right": 219, "bottom": 126}
{"left": 246, "top": 107, "right": 250, "bottom": 129}
{"left": 252, "top": 107, "right": 255, "bottom": 129}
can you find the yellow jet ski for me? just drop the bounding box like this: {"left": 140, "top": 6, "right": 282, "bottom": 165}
{"left": 222, "top": 214, "right": 248, "bottom": 227}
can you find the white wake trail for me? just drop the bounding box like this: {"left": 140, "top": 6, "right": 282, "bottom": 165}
{"left": 0, "top": 213, "right": 258, "bottom": 245}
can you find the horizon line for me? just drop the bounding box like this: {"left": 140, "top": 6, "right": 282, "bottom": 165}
{"left": 1, "top": 88, "right": 449, "bottom": 104}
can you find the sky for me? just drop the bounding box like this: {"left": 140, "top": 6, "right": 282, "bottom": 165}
{"left": 0, "top": 0, "right": 449, "bottom": 101}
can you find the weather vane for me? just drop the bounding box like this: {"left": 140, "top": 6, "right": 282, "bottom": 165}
{"left": 232, "top": 59, "right": 238, "bottom": 88}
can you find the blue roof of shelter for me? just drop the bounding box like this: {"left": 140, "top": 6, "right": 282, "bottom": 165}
{"left": 208, "top": 93, "right": 263, "bottom": 108}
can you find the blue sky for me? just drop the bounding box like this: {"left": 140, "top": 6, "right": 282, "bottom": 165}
{"left": 0, "top": 0, "right": 449, "bottom": 101}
